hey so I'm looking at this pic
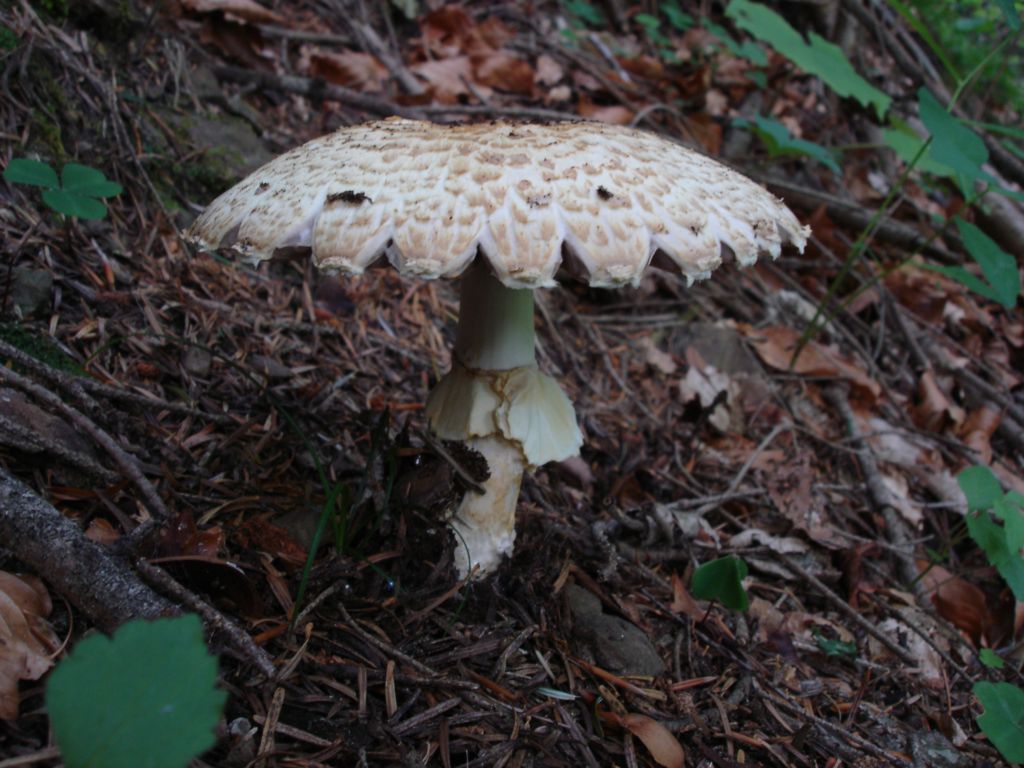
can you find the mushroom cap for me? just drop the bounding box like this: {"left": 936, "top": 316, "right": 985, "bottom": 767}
{"left": 186, "top": 117, "right": 809, "bottom": 289}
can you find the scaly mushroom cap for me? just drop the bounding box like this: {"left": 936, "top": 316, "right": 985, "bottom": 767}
{"left": 187, "top": 117, "right": 809, "bottom": 289}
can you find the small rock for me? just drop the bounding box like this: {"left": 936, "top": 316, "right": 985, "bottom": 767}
{"left": 181, "top": 347, "right": 212, "bottom": 378}
{"left": 909, "top": 730, "right": 971, "bottom": 768}
{"left": 566, "top": 585, "right": 665, "bottom": 677}
{"left": 5, "top": 267, "right": 53, "bottom": 317}
{"left": 249, "top": 354, "right": 292, "bottom": 379}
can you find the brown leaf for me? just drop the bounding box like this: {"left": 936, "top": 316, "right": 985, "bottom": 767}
{"left": 419, "top": 7, "right": 512, "bottom": 58}
{"left": 910, "top": 370, "right": 964, "bottom": 432}
{"left": 640, "top": 337, "right": 677, "bottom": 375}
{"left": 182, "top": 0, "right": 284, "bottom": 24}
{"left": 235, "top": 517, "right": 307, "bottom": 568}
{"left": 472, "top": 52, "right": 535, "bottom": 95}
{"left": 576, "top": 100, "right": 635, "bottom": 125}
{"left": 0, "top": 572, "right": 58, "bottom": 720}
{"left": 535, "top": 54, "right": 563, "bottom": 86}
{"left": 917, "top": 561, "right": 989, "bottom": 644}
{"left": 740, "top": 324, "right": 881, "bottom": 400}
{"left": 958, "top": 404, "right": 1001, "bottom": 464}
{"left": 411, "top": 57, "right": 485, "bottom": 104}
{"left": 621, "top": 713, "right": 686, "bottom": 768}
{"left": 670, "top": 572, "right": 705, "bottom": 621}
{"left": 308, "top": 50, "right": 388, "bottom": 92}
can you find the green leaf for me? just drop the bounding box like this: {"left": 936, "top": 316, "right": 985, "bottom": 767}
{"left": 958, "top": 465, "right": 1004, "bottom": 512}
{"left": 885, "top": 0, "right": 960, "bottom": 81}
{"left": 564, "top": 0, "right": 605, "bottom": 26}
{"left": 0, "top": 25, "right": 19, "bottom": 52}
{"left": 979, "top": 648, "right": 1005, "bottom": 669}
{"left": 993, "top": 494, "right": 1024, "bottom": 555}
{"left": 967, "top": 512, "right": 1024, "bottom": 601}
{"left": 388, "top": 0, "right": 418, "bottom": 21}
{"left": 691, "top": 556, "right": 749, "bottom": 611}
{"left": 930, "top": 264, "right": 1009, "bottom": 306}
{"left": 737, "top": 115, "right": 840, "bottom": 173}
{"left": 725, "top": 0, "right": 890, "bottom": 117}
{"left": 974, "top": 682, "right": 1024, "bottom": 763}
{"left": 46, "top": 614, "right": 226, "bottom": 768}
{"left": 993, "top": 0, "right": 1022, "bottom": 31}
{"left": 881, "top": 120, "right": 957, "bottom": 176}
{"left": 662, "top": 3, "right": 693, "bottom": 31}
{"left": 917, "top": 88, "right": 994, "bottom": 195}
{"left": 811, "top": 626, "right": 857, "bottom": 657}
{"left": 705, "top": 21, "right": 767, "bottom": 66}
{"left": 61, "top": 163, "right": 122, "bottom": 198}
{"left": 954, "top": 218, "right": 1019, "bottom": 308}
{"left": 4, "top": 158, "right": 59, "bottom": 188}
{"left": 635, "top": 12, "right": 660, "bottom": 30}
{"left": 42, "top": 189, "right": 109, "bottom": 220}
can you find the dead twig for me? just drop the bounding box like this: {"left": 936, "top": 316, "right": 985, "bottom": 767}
{"left": 136, "top": 558, "right": 277, "bottom": 679}
{"left": 0, "top": 468, "right": 174, "bottom": 629}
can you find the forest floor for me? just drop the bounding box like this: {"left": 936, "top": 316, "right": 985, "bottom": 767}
{"left": 1, "top": 0, "right": 1022, "bottom": 766}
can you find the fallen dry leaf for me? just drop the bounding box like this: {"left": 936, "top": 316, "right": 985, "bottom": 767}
{"left": 308, "top": 50, "right": 388, "bottom": 92}
{"left": 917, "top": 561, "right": 989, "bottom": 644}
{"left": 621, "top": 713, "right": 686, "bottom": 768}
{"left": 181, "top": 0, "right": 284, "bottom": 24}
{"left": 576, "top": 99, "right": 635, "bottom": 125}
{"left": 740, "top": 324, "right": 881, "bottom": 400}
{"left": 909, "top": 370, "right": 964, "bottom": 432}
{"left": 869, "top": 611, "right": 948, "bottom": 689}
{"left": 640, "top": 337, "right": 678, "bottom": 375}
{"left": 670, "top": 571, "right": 706, "bottom": 621}
{"left": 472, "top": 52, "right": 535, "bottom": 95}
{"left": 0, "top": 572, "right": 59, "bottom": 720}
{"left": 411, "top": 57, "right": 486, "bottom": 104}
{"left": 534, "top": 53, "right": 564, "bottom": 86}
{"left": 958, "top": 404, "right": 1001, "bottom": 465}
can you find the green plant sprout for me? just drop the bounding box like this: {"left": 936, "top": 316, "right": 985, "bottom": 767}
{"left": 958, "top": 465, "right": 1024, "bottom": 764}
{"left": 691, "top": 555, "right": 750, "bottom": 611}
{"left": 46, "top": 614, "right": 225, "bottom": 768}
{"left": 734, "top": 115, "right": 840, "bottom": 173}
{"left": 3, "top": 158, "right": 122, "bottom": 220}
{"left": 959, "top": 465, "right": 1024, "bottom": 600}
{"left": 726, "top": 0, "right": 891, "bottom": 117}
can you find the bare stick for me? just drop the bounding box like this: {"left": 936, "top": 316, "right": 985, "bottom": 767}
{"left": 0, "top": 468, "right": 173, "bottom": 630}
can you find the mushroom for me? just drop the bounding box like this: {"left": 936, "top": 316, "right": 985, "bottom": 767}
{"left": 186, "top": 117, "right": 809, "bottom": 577}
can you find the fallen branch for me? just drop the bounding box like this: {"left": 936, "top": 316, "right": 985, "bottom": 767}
{"left": 825, "top": 385, "right": 927, "bottom": 603}
{"left": 0, "top": 467, "right": 174, "bottom": 629}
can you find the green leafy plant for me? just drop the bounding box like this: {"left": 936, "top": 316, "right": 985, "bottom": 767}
{"left": 635, "top": 12, "right": 675, "bottom": 60}
{"left": 958, "top": 466, "right": 1024, "bottom": 764}
{"left": 958, "top": 465, "right": 1024, "bottom": 600}
{"left": 725, "top": 0, "right": 891, "bottom": 117}
{"left": 661, "top": 2, "right": 693, "bottom": 32}
{"left": 930, "top": 218, "right": 1020, "bottom": 308}
{"left": 735, "top": 115, "right": 840, "bottom": 173}
{"left": 704, "top": 20, "right": 767, "bottom": 67}
{"left": 979, "top": 648, "right": 1004, "bottom": 670}
{"left": 46, "top": 614, "right": 226, "bottom": 768}
{"left": 0, "top": 24, "right": 18, "bottom": 51}
{"left": 3, "top": 158, "right": 122, "bottom": 220}
{"left": 973, "top": 682, "right": 1024, "bottom": 763}
{"left": 563, "top": 0, "right": 605, "bottom": 27}
{"left": 811, "top": 626, "right": 857, "bottom": 657}
{"left": 691, "top": 555, "right": 749, "bottom": 611}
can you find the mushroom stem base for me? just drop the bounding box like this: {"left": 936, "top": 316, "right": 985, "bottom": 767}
{"left": 449, "top": 434, "right": 525, "bottom": 578}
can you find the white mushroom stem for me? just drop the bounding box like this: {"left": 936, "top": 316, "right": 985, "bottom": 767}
{"left": 425, "top": 261, "right": 583, "bottom": 577}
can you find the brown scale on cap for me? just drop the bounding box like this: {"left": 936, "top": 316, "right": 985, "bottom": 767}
{"left": 186, "top": 117, "right": 809, "bottom": 289}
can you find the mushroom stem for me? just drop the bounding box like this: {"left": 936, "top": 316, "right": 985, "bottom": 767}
{"left": 454, "top": 260, "right": 535, "bottom": 370}
{"left": 425, "top": 260, "right": 583, "bottom": 577}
